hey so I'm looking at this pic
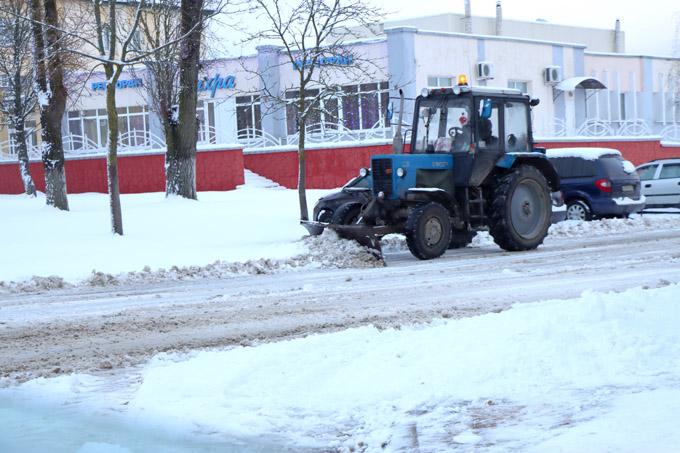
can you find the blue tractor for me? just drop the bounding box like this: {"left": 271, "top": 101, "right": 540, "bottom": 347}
{"left": 304, "top": 79, "right": 560, "bottom": 260}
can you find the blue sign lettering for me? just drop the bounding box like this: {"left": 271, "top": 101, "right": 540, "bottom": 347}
{"left": 293, "top": 55, "right": 354, "bottom": 70}
{"left": 197, "top": 74, "right": 236, "bottom": 98}
{"left": 91, "top": 78, "right": 143, "bottom": 91}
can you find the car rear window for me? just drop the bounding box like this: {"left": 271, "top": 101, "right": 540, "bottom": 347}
{"left": 549, "top": 157, "right": 597, "bottom": 178}
{"left": 599, "top": 156, "right": 630, "bottom": 177}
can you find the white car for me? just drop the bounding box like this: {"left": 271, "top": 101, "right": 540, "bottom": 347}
{"left": 636, "top": 159, "right": 680, "bottom": 208}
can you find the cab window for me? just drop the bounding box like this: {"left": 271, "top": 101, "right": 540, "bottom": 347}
{"left": 413, "top": 98, "right": 472, "bottom": 153}
{"left": 477, "top": 99, "right": 500, "bottom": 149}
{"left": 504, "top": 102, "right": 529, "bottom": 152}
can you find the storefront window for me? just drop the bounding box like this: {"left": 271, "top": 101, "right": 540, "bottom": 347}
{"left": 236, "top": 95, "right": 262, "bottom": 137}
{"left": 197, "top": 100, "right": 216, "bottom": 144}
{"left": 285, "top": 82, "right": 390, "bottom": 134}
{"left": 66, "top": 106, "right": 149, "bottom": 150}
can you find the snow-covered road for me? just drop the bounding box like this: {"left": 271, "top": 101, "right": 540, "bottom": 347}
{"left": 2, "top": 224, "right": 679, "bottom": 382}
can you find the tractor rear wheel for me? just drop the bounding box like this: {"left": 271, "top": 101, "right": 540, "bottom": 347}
{"left": 331, "top": 202, "right": 362, "bottom": 225}
{"left": 405, "top": 202, "right": 452, "bottom": 260}
{"left": 488, "top": 165, "right": 551, "bottom": 251}
{"left": 449, "top": 229, "right": 476, "bottom": 249}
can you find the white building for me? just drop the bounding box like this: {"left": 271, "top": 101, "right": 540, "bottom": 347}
{"left": 32, "top": 5, "right": 680, "bottom": 158}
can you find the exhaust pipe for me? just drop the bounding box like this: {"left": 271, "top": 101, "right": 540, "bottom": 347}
{"left": 392, "top": 88, "right": 405, "bottom": 154}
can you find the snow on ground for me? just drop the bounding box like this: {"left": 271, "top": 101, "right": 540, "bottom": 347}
{"left": 1, "top": 283, "right": 679, "bottom": 452}
{"left": 2, "top": 170, "right": 680, "bottom": 290}
{"left": 0, "top": 172, "right": 382, "bottom": 289}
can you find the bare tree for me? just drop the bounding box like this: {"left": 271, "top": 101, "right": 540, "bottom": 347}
{"left": 0, "top": 0, "right": 37, "bottom": 196}
{"left": 164, "top": 0, "right": 206, "bottom": 199}
{"left": 135, "top": 0, "right": 182, "bottom": 173}
{"left": 246, "top": 0, "right": 383, "bottom": 221}
{"left": 28, "top": 0, "right": 69, "bottom": 210}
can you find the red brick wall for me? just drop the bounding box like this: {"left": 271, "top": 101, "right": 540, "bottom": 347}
{"left": 0, "top": 148, "right": 244, "bottom": 194}
{"left": 536, "top": 139, "right": 680, "bottom": 166}
{"left": 244, "top": 143, "right": 397, "bottom": 189}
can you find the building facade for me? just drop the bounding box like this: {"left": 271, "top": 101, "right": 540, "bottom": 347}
{"left": 2, "top": 8, "right": 679, "bottom": 161}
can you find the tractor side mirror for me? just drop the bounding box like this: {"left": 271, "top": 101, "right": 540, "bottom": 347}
{"left": 480, "top": 99, "right": 492, "bottom": 119}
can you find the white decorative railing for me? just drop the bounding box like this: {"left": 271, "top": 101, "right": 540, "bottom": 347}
{"left": 3, "top": 120, "right": 680, "bottom": 163}
{"left": 119, "top": 130, "right": 166, "bottom": 150}
{"left": 576, "top": 119, "right": 614, "bottom": 137}
{"left": 237, "top": 128, "right": 282, "bottom": 148}
{"left": 198, "top": 125, "right": 217, "bottom": 145}
{"left": 286, "top": 120, "right": 392, "bottom": 146}
{"left": 0, "top": 139, "right": 41, "bottom": 161}
{"left": 660, "top": 124, "right": 680, "bottom": 142}
{"left": 615, "top": 119, "right": 652, "bottom": 136}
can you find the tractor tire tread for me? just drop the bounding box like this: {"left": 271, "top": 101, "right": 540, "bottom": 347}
{"left": 488, "top": 165, "right": 551, "bottom": 251}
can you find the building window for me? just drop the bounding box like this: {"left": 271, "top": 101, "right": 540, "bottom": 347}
{"left": 236, "top": 95, "right": 261, "bottom": 137}
{"left": 285, "top": 81, "right": 389, "bottom": 134}
{"left": 507, "top": 80, "right": 529, "bottom": 94}
{"left": 66, "top": 106, "right": 150, "bottom": 150}
{"left": 428, "top": 76, "right": 454, "bottom": 87}
{"left": 196, "top": 100, "right": 216, "bottom": 144}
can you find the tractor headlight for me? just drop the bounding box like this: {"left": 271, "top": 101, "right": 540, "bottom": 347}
{"left": 359, "top": 167, "right": 369, "bottom": 178}
{"left": 396, "top": 167, "right": 406, "bottom": 178}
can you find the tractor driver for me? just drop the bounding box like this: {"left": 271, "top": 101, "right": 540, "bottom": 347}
{"left": 435, "top": 108, "right": 472, "bottom": 152}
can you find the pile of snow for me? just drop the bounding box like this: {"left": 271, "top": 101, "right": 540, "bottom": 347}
{"left": 0, "top": 230, "right": 382, "bottom": 292}
{"left": 0, "top": 171, "right": 386, "bottom": 288}
{"left": 545, "top": 147, "right": 621, "bottom": 160}
{"left": 548, "top": 215, "right": 680, "bottom": 238}
{"left": 2, "top": 283, "right": 679, "bottom": 451}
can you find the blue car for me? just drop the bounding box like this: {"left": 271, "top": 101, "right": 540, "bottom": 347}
{"left": 547, "top": 148, "right": 645, "bottom": 221}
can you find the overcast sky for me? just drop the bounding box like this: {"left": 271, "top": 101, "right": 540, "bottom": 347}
{"left": 213, "top": 0, "right": 679, "bottom": 57}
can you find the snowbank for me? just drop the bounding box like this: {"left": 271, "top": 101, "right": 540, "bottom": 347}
{"left": 3, "top": 283, "right": 679, "bottom": 451}
{"left": 0, "top": 172, "right": 383, "bottom": 287}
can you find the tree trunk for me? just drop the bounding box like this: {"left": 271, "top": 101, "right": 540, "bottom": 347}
{"left": 12, "top": 118, "right": 37, "bottom": 197}
{"left": 297, "top": 126, "right": 309, "bottom": 221}
{"left": 29, "top": 0, "right": 69, "bottom": 210}
{"left": 166, "top": 0, "right": 203, "bottom": 199}
{"left": 297, "top": 85, "right": 309, "bottom": 221}
{"left": 105, "top": 70, "right": 124, "bottom": 235}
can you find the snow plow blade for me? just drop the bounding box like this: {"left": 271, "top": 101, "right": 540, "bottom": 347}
{"left": 300, "top": 221, "right": 397, "bottom": 258}
{"left": 301, "top": 220, "right": 328, "bottom": 236}
{"left": 329, "top": 224, "right": 400, "bottom": 258}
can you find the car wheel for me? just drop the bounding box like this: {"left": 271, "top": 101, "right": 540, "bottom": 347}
{"left": 330, "top": 202, "right": 362, "bottom": 225}
{"left": 566, "top": 200, "right": 592, "bottom": 221}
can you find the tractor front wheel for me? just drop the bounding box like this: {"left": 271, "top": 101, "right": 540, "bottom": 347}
{"left": 488, "top": 165, "right": 551, "bottom": 251}
{"left": 405, "top": 202, "right": 452, "bottom": 260}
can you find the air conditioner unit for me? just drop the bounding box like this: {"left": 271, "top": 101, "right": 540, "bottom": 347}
{"left": 544, "top": 66, "right": 562, "bottom": 84}
{"left": 477, "top": 61, "right": 495, "bottom": 80}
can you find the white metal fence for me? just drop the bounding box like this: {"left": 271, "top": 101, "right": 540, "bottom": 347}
{"left": 0, "top": 126, "right": 217, "bottom": 162}
{"left": 2, "top": 119, "right": 679, "bottom": 162}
